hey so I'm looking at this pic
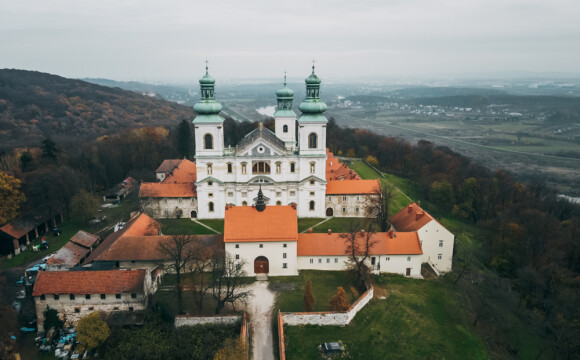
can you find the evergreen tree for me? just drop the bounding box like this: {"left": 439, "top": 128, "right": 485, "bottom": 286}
{"left": 175, "top": 120, "right": 193, "bottom": 158}
{"left": 329, "top": 287, "right": 350, "bottom": 312}
{"left": 41, "top": 137, "right": 59, "bottom": 162}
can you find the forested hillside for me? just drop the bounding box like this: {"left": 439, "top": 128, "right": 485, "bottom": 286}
{"left": 0, "top": 69, "right": 195, "bottom": 147}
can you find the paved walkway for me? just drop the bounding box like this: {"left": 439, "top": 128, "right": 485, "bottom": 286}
{"left": 300, "top": 217, "right": 333, "bottom": 233}
{"left": 246, "top": 281, "right": 276, "bottom": 360}
{"left": 190, "top": 219, "right": 221, "bottom": 234}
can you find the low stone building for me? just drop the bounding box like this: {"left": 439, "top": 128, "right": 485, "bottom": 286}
{"left": 46, "top": 231, "right": 100, "bottom": 271}
{"left": 32, "top": 269, "right": 157, "bottom": 331}
{"left": 324, "top": 179, "right": 380, "bottom": 217}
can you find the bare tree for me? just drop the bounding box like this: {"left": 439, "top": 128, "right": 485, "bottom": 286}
{"left": 157, "top": 234, "right": 195, "bottom": 314}
{"left": 366, "top": 182, "right": 396, "bottom": 232}
{"left": 187, "top": 238, "right": 216, "bottom": 312}
{"left": 341, "top": 219, "right": 378, "bottom": 288}
{"left": 212, "top": 253, "right": 252, "bottom": 314}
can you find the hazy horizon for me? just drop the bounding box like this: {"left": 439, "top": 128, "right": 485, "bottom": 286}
{"left": 2, "top": 0, "right": 580, "bottom": 83}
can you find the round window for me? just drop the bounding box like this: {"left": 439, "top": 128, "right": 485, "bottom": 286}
{"left": 257, "top": 146, "right": 265, "bottom": 153}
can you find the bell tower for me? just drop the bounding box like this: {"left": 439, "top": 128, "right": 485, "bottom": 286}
{"left": 274, "top": 73, "right": 297, "bottom": 148}
{"left": 193, "top": 62, "right": 224, "bottom": 157}
{"left": 297, "top": 63, "right": 327, "bottom": 156}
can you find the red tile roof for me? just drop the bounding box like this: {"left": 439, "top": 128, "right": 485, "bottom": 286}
{"left": 92, "top": 234, "right": 223, "bottom": 261}
{"left": 224, "top": 205, "right": 298, "bottom": 242}
{"left": 45, "top": 241, "right": 90, "bottom": 267}
{"left": 326, "top": 179, "right": 380, "bottom": 195}
{"left": 139, "top": 182, "right": 197, "bottom": 198}
{"left": 163, "top": 159, "right": 197, "bottom": 183}
{"left": 326, "top": 149, "right": 361, "bottom": 181}
{"left": 84, "top": 213, "right": 160, "bottom": 264}
{"left": 390, "top": 203, "right": 434, "bottom": 232}
{"left": 155, "top": 159, "right": 184, "bottom": 174}
{"left": 70, "top": 231, "right": 99, "bottom": 248}
{"left": 297, "top": 231, "right": 422, "bottom": 256}
{"left": 32, "top": 270, "right": 145, "bottom": 296}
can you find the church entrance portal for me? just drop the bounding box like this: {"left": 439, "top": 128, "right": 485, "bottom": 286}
{"left": 326, "top": 207, "right": 333, "bottom": 217}
{"left": 190, "top": 210, "right": 197, "bottom": 218}
{"left": 254, "top": 256, "right": 269, "bottom": 274}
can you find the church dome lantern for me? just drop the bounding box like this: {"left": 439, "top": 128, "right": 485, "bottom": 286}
{"left": 193, "top": 62, "right": 224, "bottom": 123}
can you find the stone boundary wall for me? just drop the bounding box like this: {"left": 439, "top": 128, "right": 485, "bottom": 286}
{"left": 362, "top": 159, "right": 385, "bottom": 178}
{"left": 277, "top": 286, "right": 374, "bottom": 359}
{"left": 174, "top": 314, "right": 241, "bottom": 327}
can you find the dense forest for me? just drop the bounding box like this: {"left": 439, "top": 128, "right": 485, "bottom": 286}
{"left": 0, "top": 69, "right": 195, "bottom": 147}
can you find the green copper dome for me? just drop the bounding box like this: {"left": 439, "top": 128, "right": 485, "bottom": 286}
{"left": 193, "top": 63, "right": 224, "bottom": 124}
{"left": 276, "top": 86, "right": 294, "bottom": 98}
{"left": 297, "top": 64, "right": 327, "bottom": 123}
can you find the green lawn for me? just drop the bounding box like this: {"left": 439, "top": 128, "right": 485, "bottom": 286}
{"left": 311, "top": 217, "right": 372, "bottom": 233}
{"left": 197, "top": 219, "right": 224, "bottom": 233}
{"left": 159, "top": 219, "right": 221, "bottom": 235}
{"left": 283, "top": 274, "right": 487, "bottom": 360}
{"left": 297, "top": 218, "right": 325, "bottom": 233}
{"left": 273, "top": 270, "right": 360, "bottom": 313}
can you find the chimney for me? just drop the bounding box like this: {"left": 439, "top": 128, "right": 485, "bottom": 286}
{"left": 225, "top": 204, "right": 229, "bottom": 210}
{"left": 417, "top": 201, "right": 421, "bottom": 207}
{"left": 407, "top": 205, "right": 413, "bottom": 213}
{"left": 388, "top": 229, "right": 394, "bottom": 239}
{"left": 361, "top": 229, "right": 365, "bottom": 235}
{"left": 309, "top": 228, "right": 313, "bottom": 233}
{"left": 416, "top": 211, "right": 425, "bottom": 221}
{"left": 328, "top": 229, "right": 332, "bottom": 235}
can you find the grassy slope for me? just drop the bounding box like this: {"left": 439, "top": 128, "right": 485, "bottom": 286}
{"left": 159, "top": 219, "right": 222, "bottom": 235}
{"left": 284, "top": 275, "right": 487, "bottom": 360}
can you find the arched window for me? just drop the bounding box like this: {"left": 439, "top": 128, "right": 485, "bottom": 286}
{"left": 276, "top": 201, "right": 282, "bottom": 205}
{"left": 290, "top": 162, "right": 295, "bottom": 173}
{"left": 204, "top": 134, "right": 213, "bottom": 150}
{"left": 242, "top": 201, "right": 248, "bottom": 206}
{"left": 309, "top": 200, "right": 315, "bottom": 211}
{"left": 252, "top": 161, "right": 270, "bottom": 174}
{"left": 308, "top": 133, "right": 317, "bottom": 149}
{"left": 283, "top": 124, "right": 288, "bottom": 133}
{"left": 208, "top": 202, "right": 214, "bottom": 212}
{"left": 227, "top": 163, "right": 233, "bottom": 174}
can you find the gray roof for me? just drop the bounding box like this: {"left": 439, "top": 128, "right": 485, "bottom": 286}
{"left": 237, "top": 125, "right": 286, "bottom": 152}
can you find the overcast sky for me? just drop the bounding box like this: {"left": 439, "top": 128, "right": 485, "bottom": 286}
{"left": 1, "top": 0, "right": 579, "bottom": 82}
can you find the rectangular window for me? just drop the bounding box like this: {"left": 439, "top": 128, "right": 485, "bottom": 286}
{"left": 178, "top": 198, "right": 182, "bottom": 203}
{"left": 242, "top": 192, "right": 247, "bottom": 198}
{"left": 438, "top": 254, "right": 442, "bottom": 260}
{"left": 88, "top": 306, "right": 94, "bottom": 311}
{"left": 289, "top": 191, "right": 296, "bottom": 197}
{"left": 290, "top": 163, "right": 295, "bottom": 173}
{"left": 235, "top": 244, "right": 239, "bottom": 248}
{"left": 355, "top": 207, "right": 359, "bottom": 213}
{"left": 276, "top": 191, "right": 281, "bottom": 197}
{"left": 356, "top": 196, "right": 360, "bottom": 201}
{"left": 228, "top": 192, "right": 234, "bottom": 197}
{"left": 439, "top": 240, "right": 444, "bottom": 247}
{"left": 164, "top": 210, "right": 168, "bottom": 216}
{"left": 129, "top": 307, "right": 134, "bottom": 312}
{"left": 259, "top": 244, "right": 263, "bottom": 248}
{"left": 407, "top": 256, "right": 411, "bottom": 262}
{"left": 192, "top": 197, "right": 195, "bottom": 202}
{"left": 283, "top": 253, "right": 287, "bottom": 259}
{"left": 334, "top": 258, "right": 338, "bottom": 263}
{"left": 40, "top": 294, "right": 46, "bottom": 300}
{"left": 282, "top": 263, "right": 288, "bottom": 269}
{"left": 100, "top": 294, "right": 106, "bottom": 300}
{"left": 54, "top": 294, "right": 59, "bottom": 300}
{"left": 318, "top": 258, "right": 322, "bottom": 263}
{"left": 386, "top": 257, "right": 390, "bottom": 261}
{"left": 371, "top": 257, "right": 376, "bottom": 265}
{"left": 74, "top": 308, "right": 80, "bottom": 313}
{"left": 227, "top": 163, "right": 233, "bottom": 173}
{"left": 85, "top": 294, "right": 91, "bottom": 300}
{"left": 208, "top": 181, "right": 213, "bottom": 186}
{"left": 310, "top": 191, "right": 315, "bottom": 196}
{"left": 326, "top": 258, "right": 330, "bottom": 263}
{"left": 328, "top": 196, "right": 331, "bottom": 201}
{"left": 69, "top": 294, "right": 75, "bottom": 300}
{"left": 116, "top": 294, "right": 121, "bottom": 299}
{"left": 342, "top": 196, "right": 347, "bottom": 202}
{"left": 342, "top": 208, "right": 346, "bottom": 213}
{"left": 310, "top": 258, "right": 313, "bottom": 264}
{"left": 310, "top": 180, "right": 315, "bottom": 185}
{"left": 208, "top": 193, "right": 213, "bottom": 198}
{"left": 131, "top": 293, "right": 137, "bottom": 299}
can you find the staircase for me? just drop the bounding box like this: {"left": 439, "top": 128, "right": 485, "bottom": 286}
{"left": 256, "top": 273, "right": 268, "bottom": 281}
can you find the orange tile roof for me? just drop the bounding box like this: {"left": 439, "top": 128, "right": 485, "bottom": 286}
{"left": 70, "top": 231, "right": 99, "bottom": 248}
{"left": 92, "top": 234, "right": 223, "bottom": 261}
{"left": 325, "top": 149, "right": 361, "bottom": 181}
{"left": 32, "top": 270, "right": 145, "bottom": 296}
{"left": 155, "top": 159, "right": 184, "bottom": 174}
{"left": 139, "top": 182, "right": 197, "bottom": 198}
{"left": 326, "top": 179, "right": 380, "bottom": 195}
{"left": 297, "top": 231, "right": 422, "bottom": 256}
{"left": 390, "top": 202, "right": 435, "bottom": 232}
{"left": 45, "top": 241, "right": 90, "bottom": 267}
{"left": 224, "top": 205, "right": 298, "bottom": 242}
{"left": 84, "top": 213, "right": 160, "bottom": 264}
{"left": 163, "top": 159, "right": 197, "bottom": 183}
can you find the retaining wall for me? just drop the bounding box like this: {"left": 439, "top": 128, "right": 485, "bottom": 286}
{"left": 174, "top": 314, "right": 241, "bottom": 327}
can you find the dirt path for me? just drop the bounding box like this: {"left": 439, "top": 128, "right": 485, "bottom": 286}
{"left": 246, "top": 281, "right": 275, "bottom": 360}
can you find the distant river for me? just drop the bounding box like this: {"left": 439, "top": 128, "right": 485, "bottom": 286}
{"left": 256, "top": 105, "right": 276, "bottom": 117}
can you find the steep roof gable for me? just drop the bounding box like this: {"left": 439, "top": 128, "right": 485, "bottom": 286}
{"left": 390, "top": 202, "right": 435, "bottom": 232}
{"left": 236, "top": 126, "right": 286, "bottom": 156}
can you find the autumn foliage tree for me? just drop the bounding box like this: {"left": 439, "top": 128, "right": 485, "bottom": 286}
{"left": 76, "top": 312, "right": 110, "bottom": 352}
{"left": 329, "top": 287, "right": 350, "bottom": 312}
{"left": 0, "top": 171, "right": 26, "bottom": 225}
{"left": 303, "top": 279, "right": 315, "bottom": 311}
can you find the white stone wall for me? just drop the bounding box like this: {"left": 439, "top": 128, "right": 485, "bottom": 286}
{"left": 194, "top": 123, "right": 224, "bottom": 157}
{"left": 325, "top": 194, "right": 379, "bottom": 218}
{"left": 416, "top": 220, "right": 454, "bottom": 273}
{"left": 281, "top": 287, "right": 374, "bottom": 326}
{"left": 141, "top": 197, "right": 197, "bottom": 219}
{"left": 297, "top": 254, "right": 422, "bottom": 277}
{"left": 174, "top": 314, "right": 241, "bottom": 327}
{"left": 297, "top": 123, "right": 327, "bottom": 156}
{"left": 35, "top": 292, "right": 147, "bottom": 331}
{"left": 275, "top": 116, "right": 296, "bottom": 145}
{"left": 225, "top": 241, "right": 298, "bottom": 277}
